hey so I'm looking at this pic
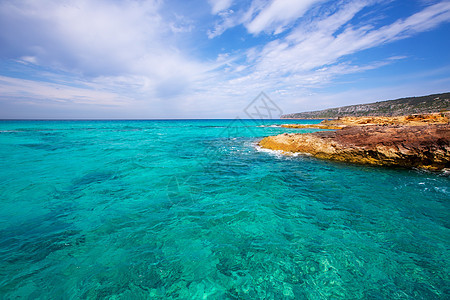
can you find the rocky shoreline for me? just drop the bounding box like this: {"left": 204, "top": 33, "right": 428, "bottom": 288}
{"left": 280, "top": 124, "right": 345, "bottom": 130}
{"left": 260, "top": 115, "right": 450, "bottom": 170}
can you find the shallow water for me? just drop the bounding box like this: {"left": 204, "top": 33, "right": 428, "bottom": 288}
{"left": 0, "top": 120, "right": 448, "bottom": 299}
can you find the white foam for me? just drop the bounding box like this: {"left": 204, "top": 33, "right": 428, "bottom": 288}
{"left": 253, "top": 142, "right": 306, "bottom": 158}
{"left": 441, "top": 168, "right": 450, "bottom": 176}
{"left": 434, "top": 186, "right": 448, "bottom": 194}
{"left": 256, "top": 125, "right": 282, "bottom": 128}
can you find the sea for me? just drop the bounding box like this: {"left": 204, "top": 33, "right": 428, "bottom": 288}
{"left": 0, "top": 119, "right": 448, "bottom": 299}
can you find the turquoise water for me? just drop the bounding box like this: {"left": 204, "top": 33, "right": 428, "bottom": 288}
{"left": 0, "top": 119, "right": 448, "bottom": 299}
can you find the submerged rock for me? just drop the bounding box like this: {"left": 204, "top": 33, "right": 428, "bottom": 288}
{"left": 259, "top": 124, "right": 450, "bottom": 170}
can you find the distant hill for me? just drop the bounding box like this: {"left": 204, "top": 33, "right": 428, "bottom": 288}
{"left": 281, "top": 92, "right": 450, "bottom": 119}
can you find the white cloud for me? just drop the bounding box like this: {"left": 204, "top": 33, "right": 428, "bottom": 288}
{"left": 0, "top": 0, "right": 449, "bottom": 118}
{"left": 207, "top": 9, "right": 238, "bottom": 38}
{"left": 208, "top": 0, "right": 325, "bottom": 38}
{"left": 17, "top": 56, "right": 38, "bottom": 64}
{"left": 209, "top": 0, "right": 233, "bottom": 14}
{"left": 0, "top": 0, "right": 213, "bottom": 100}
{"left": 246, "top": 0, "right": 324, "bottom": 34}
{"left": 0, "top": 76, "right": 131, "bottom": 106}
{"left": 0, "top": 0, "right": 159, "bottom": 75}
{"left": 364, "top": 1, "right": 450, "bottom": 43}
{"left": 195, "top": 0, "right": 450, "bottom": 116}
{"left": 245, "top": 1, "right": 450, "bottom": 79}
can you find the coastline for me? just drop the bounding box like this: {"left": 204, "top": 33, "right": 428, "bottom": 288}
{"left": 260, "top": 114, "right": 450, "bottom": 170}
{"left": 280, "top": 124, "right": 345, "bottom": 130}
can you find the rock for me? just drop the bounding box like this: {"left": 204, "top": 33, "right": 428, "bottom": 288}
{"left": 259, "top": 125, "right": 450, "bottom": 170}
{"left": 279, "top": 113, "right": 448, "bottom": 131}
{"left": 280, "top": 124, "right": 345, "bottom": 130}
{"left": 320, "top": 113, "right": 448, "bottom": 127}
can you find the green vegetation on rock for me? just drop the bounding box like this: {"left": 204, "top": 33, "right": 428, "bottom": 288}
{"left": 282, "top": 92, "right": 450, "bottom": 119}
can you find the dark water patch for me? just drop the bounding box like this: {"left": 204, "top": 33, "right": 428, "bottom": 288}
{"left": 21, "top": 143, "right": 65, "bottom": 151}
{"left": 71, "top": 171, "right": 117, "bottom": 189}
{"left": 0, "top": 216, "right": 82, "bottom": 267}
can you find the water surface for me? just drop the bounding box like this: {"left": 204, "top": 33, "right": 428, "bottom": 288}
{"left": 0, "top": 120, "right": 448, "bottom": 299}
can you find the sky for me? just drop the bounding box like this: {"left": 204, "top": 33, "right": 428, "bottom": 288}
{"left": 0, "top": 0, "right": 449, "bottom": 119}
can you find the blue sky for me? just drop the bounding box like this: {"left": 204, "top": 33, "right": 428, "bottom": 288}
{"left": 0, "top": 0, "right": 449, "bottom": 119}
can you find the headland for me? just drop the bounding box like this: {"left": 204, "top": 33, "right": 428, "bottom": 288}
{"left": 260, "top": 113, "right": 450, "bottom": 170}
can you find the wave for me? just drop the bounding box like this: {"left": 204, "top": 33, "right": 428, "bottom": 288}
{"left": 256, "top": 124, "right": 282, "bottom": 128}
{"left": 253, "top": 142, "right": 306, "bottom": 158}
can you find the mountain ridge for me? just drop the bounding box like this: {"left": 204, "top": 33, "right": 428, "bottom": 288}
{"left": 281, "top": 92, "right": 450, "bottom": 119}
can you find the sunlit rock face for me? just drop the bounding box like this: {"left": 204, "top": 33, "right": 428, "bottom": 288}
{"left": 259, "top": 124, "right": 450, "bottom": 171}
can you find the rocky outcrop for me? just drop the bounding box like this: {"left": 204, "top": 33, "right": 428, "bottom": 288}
{"left": 281, "top": 113, "right": 448, "bottom": 130}
{"left": 259, "top": 125, "right": 450, "bottom": 170}
{"left": 280, "top": 124, "right": 345, "bottom": 130}
{"left": 321, "top": 113, "right": 449, "bottom": 126}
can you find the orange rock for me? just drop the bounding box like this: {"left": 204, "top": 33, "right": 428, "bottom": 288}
{"left": 280, "top": 124, "right": 345, "bottom": 130}
{"left": 320, "top": 113, "right": 449, "bottom": 127}
{"left": 259, "top": 124, "right": 450, "bottom": 170}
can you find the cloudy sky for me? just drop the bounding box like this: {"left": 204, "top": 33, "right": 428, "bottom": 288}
{"left": 0, "top": 0, "right": 449, "bottom": 119}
